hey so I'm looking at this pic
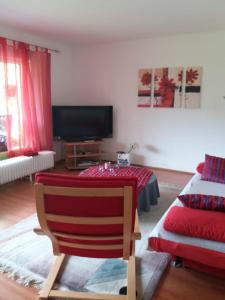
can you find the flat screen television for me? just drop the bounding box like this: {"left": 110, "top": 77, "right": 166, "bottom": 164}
{"left": 52, "top": 105, "right": 113, "bottom": 141}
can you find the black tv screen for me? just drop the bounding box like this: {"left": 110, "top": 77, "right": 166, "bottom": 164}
{"left": 52, "top": 105, "right": 113, "bottom": 141}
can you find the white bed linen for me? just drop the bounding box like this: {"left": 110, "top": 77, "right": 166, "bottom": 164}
{"left": 149, "top": 173, "right": 225, "bottom": 253}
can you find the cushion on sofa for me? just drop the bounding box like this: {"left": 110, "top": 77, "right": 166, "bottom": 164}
{"left": 178, "top": 194, "right": 225, "bottom": 212}
{"left": 163, "top": 206, "right": 225, "bottom": 243}
{"left": 196, "top": 162, "right": 204, "bottom": 174}
{"left": 23, "top": 150, "right": 39, "bottom": 156}
{"left": 201, "top": 154, "right": 225, "bottom": 184}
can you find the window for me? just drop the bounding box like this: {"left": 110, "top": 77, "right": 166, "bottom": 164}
{"left": 0, "top": 38, "right": 52, "bottom": 154}
{"left": 0, "top": 62, "right": 22, "bottom": 151}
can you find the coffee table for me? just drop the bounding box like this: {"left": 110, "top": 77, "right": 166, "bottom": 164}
{"left": 79, "top": 165, "right": 160, "bottom": 214}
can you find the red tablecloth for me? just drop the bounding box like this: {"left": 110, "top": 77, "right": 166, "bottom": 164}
{"left": 79, "top": 165, "right": 153, "bottom": 194}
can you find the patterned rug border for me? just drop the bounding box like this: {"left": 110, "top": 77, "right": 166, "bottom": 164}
{"left": 0, "top": 257, "right": 44, "bottom": 289}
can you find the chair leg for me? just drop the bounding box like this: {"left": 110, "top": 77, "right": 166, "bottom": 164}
{"left": 127, "top": 254, "right": 136, "bottom": 300}
{"left": 39, "top": 254, "right": 66, "bottom": 299}
{"left": 171, "top": 256, "right": 183, "bottom": 268}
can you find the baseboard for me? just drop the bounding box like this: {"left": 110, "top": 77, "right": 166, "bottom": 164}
{"left": 148, "top": 166, "right": 194, "bottom": 176}
{"left": 131, "top": 163, "right": 194, "bottom": 176}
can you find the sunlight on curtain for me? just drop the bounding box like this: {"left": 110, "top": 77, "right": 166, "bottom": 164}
{"left": 0, "top": 62, "right": 22, "bottom": 150}
{"left": 0, "top": 37, "right": 53, "bottom": 155}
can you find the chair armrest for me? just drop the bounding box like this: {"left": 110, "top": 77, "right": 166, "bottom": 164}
{"left": 132, "top": 210, "right": 141, "bottom": 240}
{"left": 33, "top": 227, "right": 45, "bottom": 235}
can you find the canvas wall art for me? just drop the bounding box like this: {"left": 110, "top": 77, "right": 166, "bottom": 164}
{"left": 137, "top": 69, "right": 152, "bottom": 107}
{"left": 153, "top": 67, "right": 183, "bottom": 108}
{"left": 137, "top": 66, "right": 202, "bottom": 109}
{"left": 183, "top": 66, "right": 202, "bottom": 109}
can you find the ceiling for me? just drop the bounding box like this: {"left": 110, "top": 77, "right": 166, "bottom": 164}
{"left": 1, "top": 0, "right": 225, "bottom": 46}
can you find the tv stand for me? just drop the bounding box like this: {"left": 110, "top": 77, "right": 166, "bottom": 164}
{"left": 64, "top": 140, "right": 104, "bottom": 170}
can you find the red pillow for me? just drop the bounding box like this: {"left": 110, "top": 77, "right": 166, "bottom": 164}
{"left": 23, "top": 150, "right": 39, "bottom": 156}
{"left": 164, "top": 206, "right": 225, "bottom": 243}
{"left": 201, "top": 154, "right": 225, "bottom": 184}
{"left": 178, "top": 194, "right": 225, "bottom": 212}
{"left": 196, "top": 162, "right": 204, "bottom": 174}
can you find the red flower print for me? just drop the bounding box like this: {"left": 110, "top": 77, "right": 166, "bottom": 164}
{"left": 186, "top": 68, "right": 199, "bottom": 85}
{"left": 141, "top": 72, "right": 152, "bottom": 86}
{"left": 156, "top": 76, "right": 176, "bottom": 107}
{"left": 158, "top": 76, "right": 176, "bottom": 94}
{"left": 141, "top": 72, "right": 158, "bottom": 86}
{"left": 178, "top": 69, "right": 199, "bottom": 85}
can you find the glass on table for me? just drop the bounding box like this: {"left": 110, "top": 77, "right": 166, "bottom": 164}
{"left": 98, "top": 162, "right": 114, "bottom": 172}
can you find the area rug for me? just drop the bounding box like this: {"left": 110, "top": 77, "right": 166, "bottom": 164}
{"left": 0, "top": 184, "right": 180, "bottom": 299}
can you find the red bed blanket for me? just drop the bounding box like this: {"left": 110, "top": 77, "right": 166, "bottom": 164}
{"left": 163, "top": 206, "right": 225, "bottom": 243}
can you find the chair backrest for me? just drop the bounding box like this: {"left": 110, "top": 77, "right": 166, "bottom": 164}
{"left": 35, "top": 172, "right": 138, "bottom": 260}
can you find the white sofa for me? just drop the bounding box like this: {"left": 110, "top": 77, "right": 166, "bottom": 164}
{"left": 149, "top": 172, "right": 225, "bottom": 276}
{"left": 0, "top": 151, "right": 55, "bottom": 185}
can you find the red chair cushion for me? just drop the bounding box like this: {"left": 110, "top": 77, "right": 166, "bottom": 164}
{"left": 35, "top": 172, "right": 137, "bottom": 258}
{"left": 23, "top": 150, "right": 39, "bottom": 156}
{"left": 164, "top": 206, "right": 225, "bottom": 242}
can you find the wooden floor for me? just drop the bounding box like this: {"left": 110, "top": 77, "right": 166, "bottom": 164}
{"left": 0, "top": 166, "right": 224, "bottom": 300}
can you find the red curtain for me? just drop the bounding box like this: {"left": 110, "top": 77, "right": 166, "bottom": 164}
{"left": 0, "top": 37, "right": 52, "bottom": 156}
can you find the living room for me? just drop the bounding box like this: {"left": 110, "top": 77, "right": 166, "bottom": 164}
{"left": 0, "top": 1, "right": 225, "bottom": 300}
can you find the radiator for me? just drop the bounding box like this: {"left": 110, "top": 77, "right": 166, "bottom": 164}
{"left": 0, "top": 151, "right": 55, "bottom": 185}
{"left": 31, "top": 151, "right": 55, "bottom": 173}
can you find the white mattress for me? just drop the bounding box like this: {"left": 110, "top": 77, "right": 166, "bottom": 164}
{"left": 149, "top": 173, "right": 225, "bottom": 253}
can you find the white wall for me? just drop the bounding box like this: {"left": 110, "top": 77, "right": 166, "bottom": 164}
{"left": 73, "top": 31, "right": 225, "bottom": 172}
{"left": 2, "top": 25, "right": 224, "bottom": 171}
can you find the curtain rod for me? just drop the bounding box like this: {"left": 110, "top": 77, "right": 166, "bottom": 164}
{"left": 4, "top": 36, "right": 59, "bottom": 54}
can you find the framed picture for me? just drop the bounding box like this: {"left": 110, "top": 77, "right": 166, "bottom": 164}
{"left": 153, "top": 67, "right": 182, "bottom": 108}
{"left": 183, "top": 66, "right": 202, "bottom": 109}
{"left": 137, "top": 68, "right": 152, "bottom": 107}
{"left": 137, "top": 66, "right": 202, "bottom": 109}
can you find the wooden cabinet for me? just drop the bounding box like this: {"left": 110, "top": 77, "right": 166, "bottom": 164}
{"left": 64, "top": 140, "right": 104, "bottom": 170}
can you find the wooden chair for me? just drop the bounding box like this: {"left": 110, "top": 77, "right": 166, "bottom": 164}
{"left": 34, "top": 172, "right": 141, "bottom": 300}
